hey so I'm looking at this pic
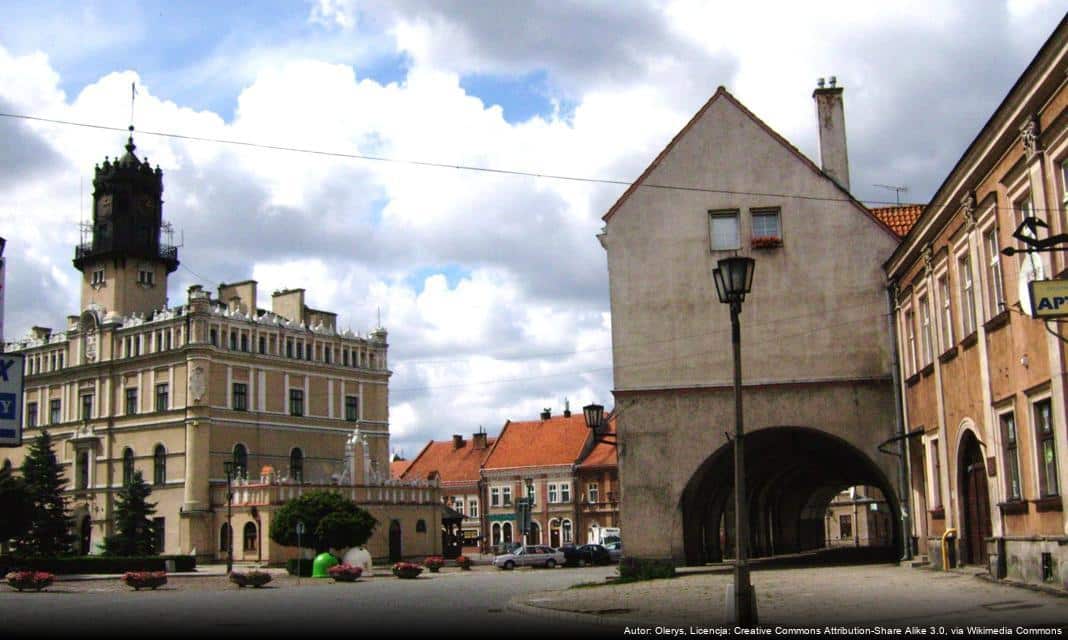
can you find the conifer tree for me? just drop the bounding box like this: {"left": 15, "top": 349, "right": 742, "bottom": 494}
{"left": 103, "top": 469, "right": 158, "bottom": 556}
{"left": 0, "top": 463, "right": 32, "bottom": 554}
{"left": 18, "top": 431, "right": 75, "bottom": 556}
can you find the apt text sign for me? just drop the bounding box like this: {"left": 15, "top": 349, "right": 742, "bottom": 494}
{"left": 0, "top": 353, "right": 24, "bottom": 447}
{"left": 1029, "top": 279, "right": 1068, "bottom": 319}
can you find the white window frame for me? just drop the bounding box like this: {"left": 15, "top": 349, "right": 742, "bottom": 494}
{"left": 981, "top": 221, "right": 1005, "bottom": 318}
{"left": 469, "top": 498, "right": 478, "bottom": 518}
{"left": 91, "top": 268, "right": 105, "bottom": 286}
{"left": 548, "top": 484, "right": 558, "bottom": 503}
{"left": 936, "top": 269, "right": 953, "bottom": 351}
{"left": 902, "top": 304, "right": 916, "bottom": 377}
{"left": 708, "top": 209, "right": 740, "bottom": 251}
{"left": 490, "top": 487, "right": 500, "bottom": 507}
{"left": 956, "top": 247, "right": 977, "bottom": 337}
{"left": 918, "top": 292, "right": 933, "bottom": 367}
{"left": 999, "top": 407, "right": 1023, "bottom": 502}
{"left": 560, "top": 483, "right": 571, "bottom": 503}
{"left": 927, "top": 437, "right": 942, "bottom": 509}
{"left": 1030, "top": 392, "right": 1058, "bottom": 498}
{"left": 587, "top": 483, "right": 599, "bottom": 504}
{"left": 750, "top": 207, "right": 781, "bottom": 240}
{"left": 502, "top": 486, "right": 512, "bottom": 506}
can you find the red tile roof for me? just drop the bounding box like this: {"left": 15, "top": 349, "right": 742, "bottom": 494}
{"left": 400, "top": 435, "right": 496, "bottom": 484}
{"left": 578, "top": 415, "right": 617, "bottom": 470}
{"left": 482, "top": 413, "right": 592, "bottom": 470}
{"left": 870, "top": 205, "right": 924, "bottom": 238}
{"left": 390, "top": 458, "right": 413, "bottom": 479}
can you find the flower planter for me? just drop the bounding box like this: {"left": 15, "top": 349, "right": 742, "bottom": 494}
{"left": 5, "top": 571, "right": 54, "bottom": 592}
{"left": 123, "top": 571, "right": 167, "bottom": 591}
{"left": 423, "top": 556, "right": 444, "bottom": 573}
{"left": 229, "top": 570, "right": 272, "bottom": 588}
{"left": 392, "top": 562, "right": 423, "bottom": 579}
{"left": 455, "top": 556, "right": 472, "bottom": 571}
{"left": 327, "top": 564, "right": 363, "bottom": 582}
{"left": 750, "top": 236, "right": 783, "bottom": 249}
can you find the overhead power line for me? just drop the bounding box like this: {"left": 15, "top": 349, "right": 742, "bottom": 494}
{"left": 4, "top": 110, "right": 1063, "bottom": 214}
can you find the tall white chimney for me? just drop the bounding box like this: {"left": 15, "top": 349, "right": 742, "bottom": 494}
{"left": 813, "top": 77, "right": 851, "bottom": 191}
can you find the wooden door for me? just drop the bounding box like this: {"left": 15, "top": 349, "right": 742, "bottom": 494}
{"left": 960, "top": 435, "right": 991, "bottom": 566}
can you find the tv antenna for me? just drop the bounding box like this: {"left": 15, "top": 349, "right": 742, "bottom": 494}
{"left": 873, "top": 184, "right": 909, "bottom": 205}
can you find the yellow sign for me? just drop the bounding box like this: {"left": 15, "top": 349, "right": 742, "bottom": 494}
{"left": 1029, "top": 279, "right": 1068, "bottom": 318}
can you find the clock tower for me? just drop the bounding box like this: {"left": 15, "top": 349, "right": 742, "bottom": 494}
{"left": 73, "top": 127, "right": 179, "bottom": 316}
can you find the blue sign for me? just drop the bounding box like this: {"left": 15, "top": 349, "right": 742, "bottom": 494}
{"left": 0, "top": 354, "right": 24, "bottom": 447}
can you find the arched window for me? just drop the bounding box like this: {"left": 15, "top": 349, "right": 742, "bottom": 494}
{"left": 416, "top": 519, "right": 427, "bottom": 533}
{"left": 77, "top": 451, "right": 89, "bottom": 490}
{"left": 220, "top": 523, "right": 232, "bottom": 553}
{"left": 233, "top": 444, "right": 248, "bottom": 478}
{"left": 492, "top": 523, "right": 501, "bottom": 545}
{"left": 243, "top": 522, "right": 257, "bottom": 552}
{"left": 289, "top": 448, "right": 303, "bottom": 483}
{"left": 562, "top": 519, "right": 573, "bottom": 544}
{"left": 153, "top": 445, "right": 166, "bottom": 486}
{"left": 502, "top": 522, "right": 513, "bottom": 544}
{"left": 122, "top": 448, "right": 134, "bottom": 486}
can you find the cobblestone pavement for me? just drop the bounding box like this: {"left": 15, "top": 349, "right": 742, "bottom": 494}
{"left": 514, "top": 563, "right": 1068, "bottom": 630}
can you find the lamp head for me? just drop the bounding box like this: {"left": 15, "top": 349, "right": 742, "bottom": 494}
{"left": 583, "top": 403, "right": 605, "bottom": 431}
{"left": 714, "top": 256, "right": 755, "bottom": 305}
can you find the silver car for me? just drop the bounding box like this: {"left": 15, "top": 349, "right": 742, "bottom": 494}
{"left": 604, "top": 541, "right": 623, "bottom": 562}
{"left": 492, "top": 545, "right": 565, "bottom": 570}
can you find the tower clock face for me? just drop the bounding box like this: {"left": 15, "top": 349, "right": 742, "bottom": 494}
{"left": 97, "top": 194, "right": 113, "bottom": 219}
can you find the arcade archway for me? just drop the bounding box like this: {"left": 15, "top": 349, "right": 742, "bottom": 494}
{"left": 680, "top": 426, "right": 901, "bottom": 565}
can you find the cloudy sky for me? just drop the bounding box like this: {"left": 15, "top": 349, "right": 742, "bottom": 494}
{"left": 0, "top": 0, "right": 1064, "bottom": 458}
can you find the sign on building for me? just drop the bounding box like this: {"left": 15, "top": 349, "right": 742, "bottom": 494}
{"left": 0, "top": 352, "right": 24, "bottom": 447}
{"left": 1029, "top": 279, "right": 1068, "bottom": 319}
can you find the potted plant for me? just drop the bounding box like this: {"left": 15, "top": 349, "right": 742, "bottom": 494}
{"left": 423, "top": 556, "right": 445, "bottom": 573}
{"left": 455, "top": 555, "right": 472, "bottom": 571}
{"left": 327, "top": 563, "right": 363, "bottom": 582}
{"left": 392, "top": 562, "right": 423, "bottom": 579}
{"left": 5, "top": 571, "right": 54, "bottom": 592}
{"left": 229, "top": 570, "right": 273, "bottom": 588}
{"left": 750, "top": 235, "right": 783, "bottom": 249}
{"left": 123, "top": 571, "right": 167, "bottom": 590}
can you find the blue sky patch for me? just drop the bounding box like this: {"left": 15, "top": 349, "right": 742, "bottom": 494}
{"left": 459, "top": 69, "right": 554, "bottom": 124}
{"left": 405, "top": 264, "right": 472, "bottom": 293}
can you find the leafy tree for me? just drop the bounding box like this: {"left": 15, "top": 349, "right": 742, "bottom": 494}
{"left": 270, "top": 491, "right": 377, "bottom": 553}
{"left": 102, "top": 470, "right": 157, "bottom": 556}
{"left": 0, "top": 464, "right": 32, "bottom": 553}
{"left": 18, "top": 431, "right": 75, "bottom": 556}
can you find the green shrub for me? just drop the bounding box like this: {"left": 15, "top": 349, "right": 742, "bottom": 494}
{"left": 286, "top": 558, "right": 314, "bottom": 577}
{"left": 617, "top": 557, "right": 676, "bottom": 581}
{"left": 0, "top": 555, "right": 195, "bottom": 575}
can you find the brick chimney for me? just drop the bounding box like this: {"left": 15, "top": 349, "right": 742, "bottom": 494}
{"left": 813, "top": 76, "right": 851, "bottom": 191}
{"left": 540, "top": 408, "right": 551, "bottom": 420}
{"left": 452, "top": 434, "right": 464, "bottom": 449}
{"left": 472, "top": 430, "right": 488, "bottom": 450}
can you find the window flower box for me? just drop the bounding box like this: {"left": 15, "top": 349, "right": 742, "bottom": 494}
{"left": 455, "top": 555, "right": 472, "bottom": 571}
{"left": 123, "top": 571, "right": 167, "bottom": 591}
{"left": 750, "top": 236, "right": 783, "bottom": 250}
{"left": 327, "top": 563, "right": 363, "bottom": 582}
{"left": 423, "top": 556, "right": 445, "bottom": 573}
{"left": 392, "top": 562, "right": 423, "bottom": 579}
{"left": 5, "top": 571, "right": 54, "bottom": 592}
{"left": 229, "top": 570, "right": 272, "bottom": 588}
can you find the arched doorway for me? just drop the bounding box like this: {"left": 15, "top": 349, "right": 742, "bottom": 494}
{"left": 388, "top": 520, "right": 402, "bottom": 562}
{"left": 527, "top": 521, "right": 541, "bottom": 546}
{"left": 80, "top": 515, "right": 92, "bottom": 555}
{"left": 958, "top": 431, "right": 991, "bottom": 566}
{"left": 680, "top": 426, "right": 901, "bottom": 566}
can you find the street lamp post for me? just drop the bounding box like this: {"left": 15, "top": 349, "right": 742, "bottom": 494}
{"left": 713, "top": 255, "right": 757, "bottom": 627}
{"left": 223, "top": 460, "right": 235, "bottom": 575}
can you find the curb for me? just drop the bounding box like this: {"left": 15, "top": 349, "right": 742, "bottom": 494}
{"left": 975, "top": 572, "right": 1068, "bottom": 599}
{"left": 507, "top": 594, "right": 646, "bottom": 628}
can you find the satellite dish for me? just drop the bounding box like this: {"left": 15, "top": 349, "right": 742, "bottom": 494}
{"left": 1018, "top": 252, "right": 1046, "bottom": 317}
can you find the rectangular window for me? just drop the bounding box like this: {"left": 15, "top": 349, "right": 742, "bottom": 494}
{"left": 289, "top": 389, "right": 304, "bottom": 416}
{"left": 49, "top": 399, "right": 61, "bottom": 424}
{"left": 343, "top": 350, "right": 350, "bottom": 367}
{"left": 491, "top": 487, "right": 500, "bottom": 507}
{"left": 548, "top": 484, "right": 558, "bottom": 503}
{"left": 345, "top": 396, "right": 359, "bottom": 422}
{"left": 751, "top": 208, "right": 781, "bottom": 239}
{"left": 958, "top": 253, "right": 977, "bottom": 336}
{"left": 904, "top": 309, "right": 916, "bottom": 376}
{"left": 325, "top": 348, "right": 331, "bottom": 364}
{"left": 502, "top": 486, "right": 512, "bottom": 506}
{"left": 919, "top": 295, "right": 933, "bottom": 366}
{"left": 26, "top": 402, "right": 37, "bottom": 428}
{"left": 929, "top": 440, "right": 942, "bottom": 509}
{"left": 58, "top": 353, "right": 63, "bottom": 369}
{"left": 938, "top": 275, "right": 953, "bottom": 351}
{"left": 1001, "top": 411, "right": 1022, "bottom": 501}
{"left": 232, "top": 383, "right": 247, "bottom": 411}
{"left": 839, "top": 515, "right": 853, "bottom": 539}
{"left": 91, "top": 268, "right": 105, "bottom": 285}
{"left": 258, "top": 336, "right": 266, "bottom": 354}
{"left": 286, "top": 339, "right": 293, "bottom": 358}
{"left": 153, "top": 517, "right": 165, "bottom": 554}
{"left": 210, "top": 328, "right": 218, "bottom": 347}
{"left": 709, "top": 210, "right": 740, "bottom": 251}
{"left": 984, "top": 228, "right": 1005, "bottom": 316}
{"left": 296, "top": 343, "right": 304, "bottom": 360}
{"left": 155, "top": 383, "right": 169, "bottom": 413}
{"left": 560, "top": 484, "right": 571, "bottom": 503}
{"left": 1035, "top": 398, "right": 1058, "bottom": 497}
{"left": 588, "top": 483, "right": 599, "bottom": 503}
{"left": 240, "top": 334, "right": 248, "bottom": 352}
{"left": 229, "top": 331, "right": 237, "bottom": 350}
{"left": 138, "top": 269, "right": 154, "bottom": 286}
{"left": 125, "top": 388, "right": 138, "bottom": 416}
{"left": 164, "top": 331, "right": 171, "bottom": 350}
{"left": 469, "top": 499, "right": 478, "bottom": 518}
{"left": 81, "top": 394, "right": 93, "bottom": 421}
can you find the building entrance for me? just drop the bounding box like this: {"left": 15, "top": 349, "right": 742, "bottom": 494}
{"left": 959, "top": 432, "right": 991, "bottom": 566}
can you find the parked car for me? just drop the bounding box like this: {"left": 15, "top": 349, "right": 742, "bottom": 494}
{"left": 604, "top": 541, "right": 623, "bottom": 563}
{"left": 561, "top": 543, "right": 613, "bottom": 566}
{"left": 492, "top": 545, "right": 565, "bottom": 570}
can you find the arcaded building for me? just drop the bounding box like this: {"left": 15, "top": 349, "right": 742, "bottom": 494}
{"left": 885, "top": 17, "right": 1068, "bottom": 586}
{"left": 2, "top": 130, "right": 441, "bottom": 563}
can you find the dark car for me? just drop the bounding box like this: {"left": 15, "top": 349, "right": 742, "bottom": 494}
{"left": 561, "top": 543, "right": 612, "bottom": 566}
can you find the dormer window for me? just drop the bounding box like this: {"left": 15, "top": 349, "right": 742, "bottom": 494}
{"left": 91, "top": 269, "right": 106, "bottom": 288}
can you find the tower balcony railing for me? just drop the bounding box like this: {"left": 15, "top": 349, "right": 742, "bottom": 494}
{"left": 75, "top": 241, "right": 179, "bottom": 262}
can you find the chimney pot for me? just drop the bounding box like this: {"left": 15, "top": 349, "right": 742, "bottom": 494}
{"left": 540, "top": 408, "right": 551, "bottom": 420}
{"left": 817, "top": 77, "right": 825, "bottom": 88}
{"left": 452, "top": 434, "right": 464, "bottom": 449}
{"left": 472, "top": 431, "right": 488, "bottom": 450}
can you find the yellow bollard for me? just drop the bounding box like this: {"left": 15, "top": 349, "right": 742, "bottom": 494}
{"left": 940, "top": 528, "right": 957, "bottom": 571}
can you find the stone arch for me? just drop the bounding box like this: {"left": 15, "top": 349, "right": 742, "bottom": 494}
{"left": 680, "top": 426, "right": 901, "bottom": 566}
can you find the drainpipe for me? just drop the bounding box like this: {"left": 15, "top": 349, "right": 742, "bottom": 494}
{"left": 886, "top": 283, "right": 913, "bottom": 561}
